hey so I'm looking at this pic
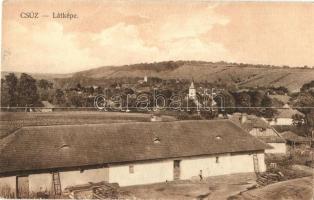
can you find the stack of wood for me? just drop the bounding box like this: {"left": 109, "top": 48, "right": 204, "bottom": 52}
{"left": 256, "top": 172, "right": 282, "bottom": 186}
{"left": 92, "top": 183, "right": 119, "bottom": 199}
{"left": 64, "top": 181, "right": 119, "bottom": 199}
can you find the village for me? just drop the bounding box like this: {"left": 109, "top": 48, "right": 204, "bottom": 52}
{"left": 1, "top": 2, "right": 314, "bottom": 199}
{"left": 0, "top": 75, "right": 313, "bottom": 199}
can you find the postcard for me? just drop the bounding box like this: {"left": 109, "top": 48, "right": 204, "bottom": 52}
{"left": 1, "top": 1, "right": 313, "bottom": 199}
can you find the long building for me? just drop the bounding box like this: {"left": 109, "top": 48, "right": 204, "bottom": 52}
{"left": 0, "top": 120, "right": 270, "bottom": 198}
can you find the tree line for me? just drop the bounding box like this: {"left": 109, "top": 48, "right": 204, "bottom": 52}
{"left": 1, "top": 73, "right": 44, "bottom": 107}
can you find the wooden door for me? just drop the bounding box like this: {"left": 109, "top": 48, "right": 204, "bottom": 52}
{"left": 173, "top": 160, "right": 181, "bottom": 180}
{"left": 16, "top": 176, "right": 29, "bottom": 198}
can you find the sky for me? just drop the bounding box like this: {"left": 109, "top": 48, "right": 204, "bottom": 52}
{"left": 2, "top": 1, "right": 314, "bottom": 73}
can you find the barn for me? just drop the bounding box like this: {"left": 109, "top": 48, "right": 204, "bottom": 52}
{"left": 0, "top": 120, "right": 269, "bottom": 198}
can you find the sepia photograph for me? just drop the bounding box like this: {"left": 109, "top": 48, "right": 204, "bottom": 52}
{"left": 0, "top": 0, "right": 313, "bottom": 199}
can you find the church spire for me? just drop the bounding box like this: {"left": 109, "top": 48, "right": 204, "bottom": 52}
{"left": 188, "top": 79, "right": 196, "bottom": 99}
{"left": 189, "top": 79, "right": 195, "bottom": 89}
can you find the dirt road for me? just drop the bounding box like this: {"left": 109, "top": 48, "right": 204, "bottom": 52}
{"left": 121, "top": 173, "right": 257, "bottom": 200}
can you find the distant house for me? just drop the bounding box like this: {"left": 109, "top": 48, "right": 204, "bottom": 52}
{"left": 229, "top": 113, "right": 286, "bottom": 154}
{"left": 40, "top": 101, "right": 55, "bottom": 112}
{"left": 280, "top": 131, "right": 311, "bottom": 149}
{"left": 150, "top": 114, "right": 162, "bottom": 122}
{"left": 138, "top": 76, "right": 148, "bottom": 84}
{"left": 86, "top": 85, "right": 99, "bottom": 90}
{"left": 270, "top": 106, "right": 304, "bottom": 126}
{"left": 0, "top": 120, "right": 269, "bottom": 198}
{"left": 115, "top": 83, "right": 121, "bottom": 89}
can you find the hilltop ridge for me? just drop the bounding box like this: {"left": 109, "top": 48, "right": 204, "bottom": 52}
{"left": 3, "top": 61, "right": 314, "bottom": 92}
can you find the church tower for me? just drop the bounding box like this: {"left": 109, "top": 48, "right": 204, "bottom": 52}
{"left": 188, "top": 80, "right": 196, "bottom": 99}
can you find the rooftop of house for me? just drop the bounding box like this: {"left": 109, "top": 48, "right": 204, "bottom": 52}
{"left": 276, "top": 108, "right": 304, "bottom": 118}
{"left": 255, "top": 135, "right": 286, "bottom": 143}
{"left": 280, "top": 131, "right": 310, "bottom": 143}
{"left": 228, "top": 113, "right": 285, "bottom": 143}
{"left": 228, "top": 113, "right": 269, "bottom": 131}
{"left": 0, "top": 120, "right": 270, "bottom": 175}
{"left": 41, "top": 101, "right": 55, "bottom": 108}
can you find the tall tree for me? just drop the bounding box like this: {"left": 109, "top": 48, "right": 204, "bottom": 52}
{"left": 1, "top": 79, "right": 10, "bottom": 107}
{"left": 293, "top": 80, "right": 314, "bottom": 137}
{"left": 53, "top": 89, "right": 66, "bottom": 106}
{"left": 17, "top": 73, "right": 39, "bottom": 107}
{"left": 259, "top": 95, "right": 277, "bottom": 118}
{"left": 38, "top": 79, "right": 53, "bottom": 90}
{"left": 4, "top": 73, "right": 18, "bottom": 106}
{"left": 233, "top": 92, "right": 251, "bottom": 113}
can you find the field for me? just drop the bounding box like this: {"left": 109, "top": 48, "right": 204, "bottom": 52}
{"left": 0, "top": 111, "right": 176, "bottom": 139}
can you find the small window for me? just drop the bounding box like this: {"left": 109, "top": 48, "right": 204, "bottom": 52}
{"left": 129, "top": 165, "right": 134, "bottom": 174}
{"left": 60, "top": 144, "right": 70, "bottom": 149}
{"left": 216, "top": 157, "right": 219, "bottom": 163}
{"left": 153, "top": 137, "right": 161, "bottom": 144}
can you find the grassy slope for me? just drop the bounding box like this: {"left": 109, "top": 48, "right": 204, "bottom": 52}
{"left": 3, "top": 62, "right": 314, "bottom": 92}
{"left": 72, "top": 62, "right": 314, "bottom": 92}
{"left": 232, "top": 177, "right": 313, "bottom": 200}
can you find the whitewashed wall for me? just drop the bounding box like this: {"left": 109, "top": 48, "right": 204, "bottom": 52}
{"left": 258, "top": 153, "right": 267, "bottom": 172}
{"left": 60, "top": 168, "right": 109, "bottom": 190}
{"left": 180, "top": 154, "right": 229, "bottom": 179}
{"left": 29, "top": 173, "right": 51, "bottom": 193}
{"left": 0, "top": 167, "right": 109, "bottom": 196}
{"left": 269, "top": 118, "right": 293, "bottom": 126}
{"left": 0, "top": 152, "right": 267, "bottom": 193}
{"left": 180, "top": 153, "right": 266, "bottom": 180}
{"left": 266, "top": 143, "right": 287, "bottom": 154}
{"left": 109, "top": 160, "right": 173, "bottom": 186}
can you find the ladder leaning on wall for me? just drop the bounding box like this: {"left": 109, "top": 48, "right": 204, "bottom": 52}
{"left": 52, "top": 172, "right": 62, "bottom": 196}
{"left": 253, "top": 154, "right": 260, "bottom": 175}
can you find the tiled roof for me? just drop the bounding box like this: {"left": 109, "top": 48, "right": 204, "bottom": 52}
{"left": 276, "top": 108, "right": 304, "bottom": 118}
{"left": 281, "top": 131, "right": 310, "bottom": 142}
{"left": 256, "top": 136, "right": 286, "bottom": 143}
{"left": 0, "top": 120, "right": 269, "bottom": 174}
{"left": 228, "top": 113, "right": 285, "bottom": 143}
{"left": 229, "top": 113, "right": 269, "bottom": 131}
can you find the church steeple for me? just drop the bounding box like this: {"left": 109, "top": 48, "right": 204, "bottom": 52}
{"left": 188, "top": 79, "right": 196, "bottom": 99}
{"left": 189, "top": 79, "right": 195, "bottom": 89}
